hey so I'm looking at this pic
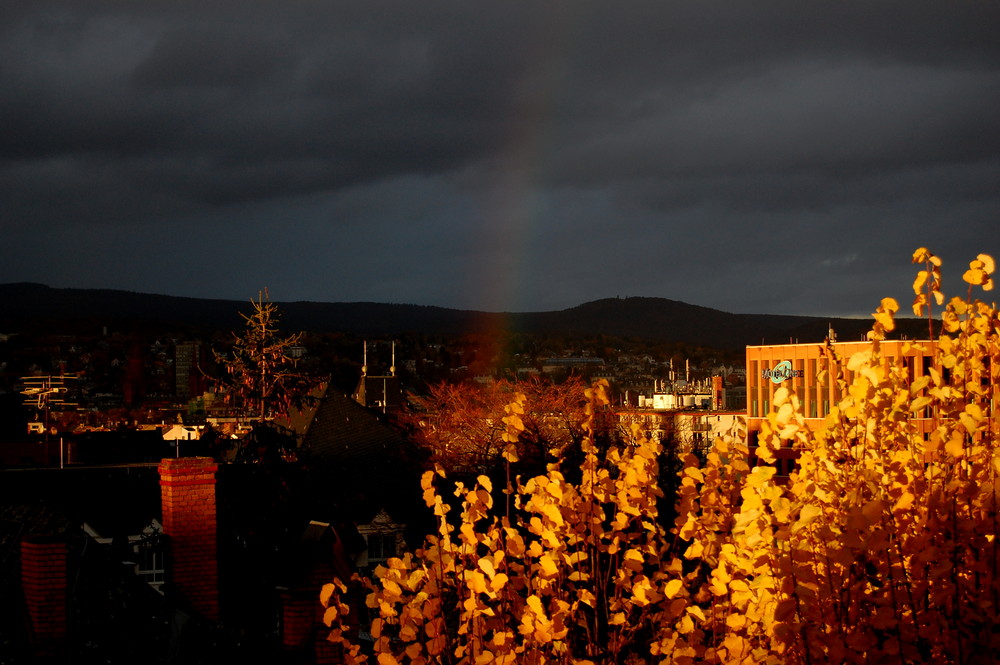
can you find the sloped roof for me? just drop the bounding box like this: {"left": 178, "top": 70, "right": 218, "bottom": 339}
{"left": 300, "top": 385, "right": 427, "bottom": 530}
{"left": 303, "top": 387, "right": 410, "bottom": 475}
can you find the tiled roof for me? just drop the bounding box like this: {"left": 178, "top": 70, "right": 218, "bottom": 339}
{"left": 303, "top": 387, "right": 410, "bottom": 474}
{"left": 300, "top": 385, "right": 427, "bottom": 530}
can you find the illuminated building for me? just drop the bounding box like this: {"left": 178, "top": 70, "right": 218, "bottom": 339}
{"left": 745, "top": 332, "right": 998, "bottom": 476}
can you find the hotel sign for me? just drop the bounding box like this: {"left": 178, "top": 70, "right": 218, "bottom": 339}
{"left": 762, "top": 360, "right": 803, "bottom": 384}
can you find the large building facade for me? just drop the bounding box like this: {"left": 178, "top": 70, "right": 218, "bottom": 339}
{"left": 746, "top": 336, "right": 998, "bottom": 442}
{"left": 745, "top": 338, "right": 942, "bottom": 477}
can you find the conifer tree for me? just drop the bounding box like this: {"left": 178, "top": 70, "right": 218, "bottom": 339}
{"left": 216, "top": 291, "right": 315, "bottom": 462}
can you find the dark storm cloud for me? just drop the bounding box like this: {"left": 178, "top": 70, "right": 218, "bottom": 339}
{"left": 1, "top": 1, "right": 998, "bottom": 315}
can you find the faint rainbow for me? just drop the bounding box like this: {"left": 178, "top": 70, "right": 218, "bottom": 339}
{"left": 475, "top": 5, "right": 593, "bottom": 324}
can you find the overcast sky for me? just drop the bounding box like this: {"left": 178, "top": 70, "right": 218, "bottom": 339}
{"left": 2, "top": 1, "right": 998, "bottom": 317}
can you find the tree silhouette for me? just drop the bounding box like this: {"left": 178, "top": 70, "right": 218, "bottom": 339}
{"left": 216, "top": 290, "right": 314, "bottom": 426}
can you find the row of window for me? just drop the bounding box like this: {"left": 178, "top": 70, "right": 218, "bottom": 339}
{"left": 746, "top": 350, "right": 945, "bottom": 420}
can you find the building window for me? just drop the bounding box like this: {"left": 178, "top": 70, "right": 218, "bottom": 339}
{"left": 133, "top": 540, "right": 165, "bottom": 592}
{"left": 365, "top": 533, "right": 398, "bottom": 565}
{"left": 808, "top": 359, "right": 818, "bottom": 417}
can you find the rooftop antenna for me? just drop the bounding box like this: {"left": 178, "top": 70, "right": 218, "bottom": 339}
{"left": 390, "top": 341, "right": 396, "bottom": 377}
{"left": 361, "top": 340, "right": 368, "bottom": 378}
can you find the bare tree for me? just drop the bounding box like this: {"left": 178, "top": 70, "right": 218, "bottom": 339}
{"left": 216, "top": 290, "right": 314, "bottom": 426}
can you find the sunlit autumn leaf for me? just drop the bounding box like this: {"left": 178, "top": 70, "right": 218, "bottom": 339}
{"left": 893, "top": 491, "right": 915, "bottom": 513}
{"left": 945, "top": 435, "right": 965, "bottom": 458}
{"left": 664, "top": 578, "right": 684, "bottom": 599}
{"left": 377, "top": 653, "right": 401, "bottom": 665}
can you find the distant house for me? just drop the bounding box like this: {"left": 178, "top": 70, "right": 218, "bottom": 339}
{"left": 301, "top": 382, "right": 428, "bottom": 544}
{"left": 541, "top": 357, "right": 605, "bottom": 375}
{"left": 354, "top": 508, "right": 406, "bottom": 578}
{"left": 161, "top": 423, "right": 204, "bottom": 457}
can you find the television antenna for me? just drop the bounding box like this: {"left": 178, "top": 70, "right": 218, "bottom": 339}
{"left": 21, "top": 375, "right": 79, "bottom": 437}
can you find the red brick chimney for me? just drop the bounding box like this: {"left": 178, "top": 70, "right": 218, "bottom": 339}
{"left": 20, "top": 535, "right": 69, "bottom": 654}
{"left": 712, "top": 375, "right": 724, "bottom": 410}
{"left": 159, "top": 457, "right": 219, "bottom": 621}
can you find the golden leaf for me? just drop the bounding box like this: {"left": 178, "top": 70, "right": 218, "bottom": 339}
{"left": 945, "top": 434, "right": 965, "bottom": 458}
{"left": 467, "top": 570, "right": 488, "bottom": 595}
{"left": 726, "top": 614, "right": 746, "bottom": 630}
{"left": 399, "top": 622, "right": 417, "bottom": 642}
{"left": 729, "top": 579, "right": 749, "bottom": 593}
{"left": 893, "top": 492, "right": 915, "bottom": 513}
{"left": 776, "top": 403, "right": 795, "bottom": 428}
{"left": 847, "top": 351, "right": 870, "bottom": 372}
{"left": 382, "top": 579, "right": 402, "bottom": 598}
{"left": 664, "top": 578, "right": 684, "bottom": 599}
{"left": 623, "top": 549, "right": 644, "bottom": 568}
{"left": 747, "top": 466, "right": 776, "bottom": 487}
{"left": 320, "top": 583, "right": 336, "bottom": 608}
{"left": 490, "top": 572, "right": 508, "bottom": 592}
{"left": 684, "top": 466, "right": 705, "bottom": 482}
{"left": 527, "top": 594, "right": 545, "bottom": 615}
{"left": 632, "top": 578, "right": 653, "bottom": 606}
{"left": 503, "top": 414, "right": 523, "bottom": 431}
{"left": 538, "top": 554, "right": 559, "bottom": 578}
{"left": 577, "top": 588, "right": 597, "bottom": 607}
{"left": 964, "top": 267, "right": 985, "bottom": 285}
{"left": 684, "top": 540, "right": 704, "bottom": 559}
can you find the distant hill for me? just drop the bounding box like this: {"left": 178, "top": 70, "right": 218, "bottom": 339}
{"left": 0, "top": 283, "right": 922, "bottom": 349}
